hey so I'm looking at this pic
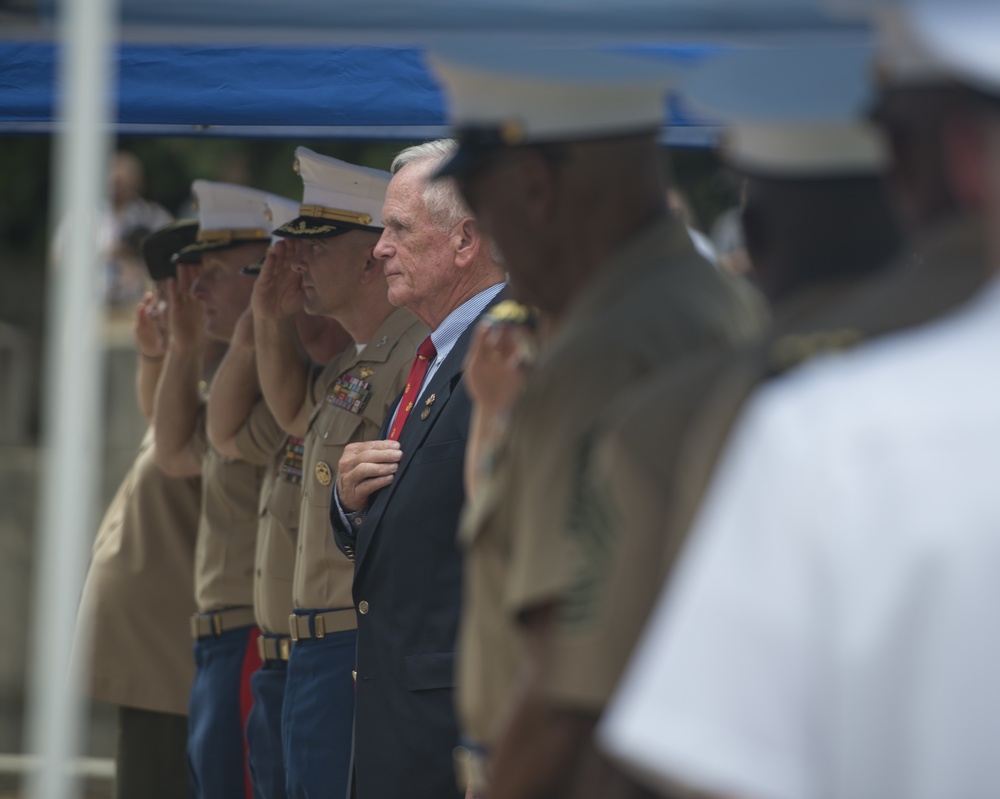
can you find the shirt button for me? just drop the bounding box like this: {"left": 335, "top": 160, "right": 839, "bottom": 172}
{"left": 323, "top": 431, "right": 330, "bottom": 440}
{"left": 358, "top": 600, "right": 369, "bottom": 615}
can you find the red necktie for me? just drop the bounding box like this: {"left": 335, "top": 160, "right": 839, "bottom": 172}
{"left": 388, "top": 336, "right": 437, "bottom": 440}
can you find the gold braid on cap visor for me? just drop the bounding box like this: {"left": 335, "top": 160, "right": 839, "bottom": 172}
{"left": 298, "top": 205, "right": 374, "bottom": 226}
{"left": 195, "top": 228, "right": 269, "bottom": 245}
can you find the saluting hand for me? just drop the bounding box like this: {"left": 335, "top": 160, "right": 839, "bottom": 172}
{"left": 336, "top": 440, "right": 404, "bottom": 513}
{"left": 464, "top": 320, "right": 531, "bottom": 417}
{"left": 167, "top": 263, "right": 206, "bottom": 352}
{"left": 252, "top": 239, "right": 304, "bottom": 321}
{"left": 134, "top": 290, "right": 167, "bottom": 359}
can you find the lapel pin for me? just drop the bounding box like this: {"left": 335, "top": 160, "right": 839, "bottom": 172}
{"left": 375, "top": 336, "right": 388, "bottom": 348}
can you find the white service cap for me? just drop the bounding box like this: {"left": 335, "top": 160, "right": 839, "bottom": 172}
{"left": 240, "top": 193, "right": 300, "bottom": 275}
{"left": 870, "top": 5, "right": 951, "bottom": 88}
{"left": 175, "top": 180, "right": 276, "bottom": 262}
{"left": 275, "top": 147, "right": 391, "bottom": 238}
{"left": 427, "top": 42, "right": 678, "bottom": 177}
{"left": 908, "top": 1, "right": 1000, "bottom": 97}
{"left": 682, "top": 45, "right": 887, "bottom": 176}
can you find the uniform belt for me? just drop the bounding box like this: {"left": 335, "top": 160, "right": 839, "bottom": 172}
{"left": 257, "top": 635, "right": 292, "bottom": 662}
{"left": 453, "top": 743, "right": 490, "bottom": 796}
{"left": 190, "top": 607, "right": 257, "bottom": 639}
{"left": 288, "top": 608, "right": 356, "bottom": 641}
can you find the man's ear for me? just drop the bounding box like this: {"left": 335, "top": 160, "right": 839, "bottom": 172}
{"left": 359, "top": 246, "right": 383, "bottom": 284}
{"left": 943, "top": 114, "right": 991, "bottom": 212}
{"left": 453, "top": 217, "right": 482, "bottom": 269}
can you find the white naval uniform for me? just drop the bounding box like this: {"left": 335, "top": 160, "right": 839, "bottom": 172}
{"left": 600, "top": 278, "right": 1000, "bottom": 799}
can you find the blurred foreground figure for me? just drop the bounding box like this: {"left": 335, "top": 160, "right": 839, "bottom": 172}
{"left": 557, "top": 42, "right": 905, "bottom": 799}
{"left": 428, "top": 44, "right": 765, "bottom": 799}
{"left": 73, "top": 221, "right": 201, "bottom": 799}
{"left": 601, "top": 6, "right": 1000, "bottom": 798}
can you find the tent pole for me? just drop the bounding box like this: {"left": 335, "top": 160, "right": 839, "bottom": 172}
{"left": 24, "top": 0, "right": 119, "bottom": 795}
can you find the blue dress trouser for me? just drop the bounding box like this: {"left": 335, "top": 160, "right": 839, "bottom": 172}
{"left": 188, "top": 625, "right": 260, "bottom": 799}
{"left": 281, "top": 624, "right": 356, "bottom": 799}
{"left": 246, "top": 656, "right": 289, "bottom": 799}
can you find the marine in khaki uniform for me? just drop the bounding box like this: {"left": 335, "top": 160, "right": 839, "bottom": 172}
{"left": 251, "top": 148, "right": 426, "bottom": 799}
{"left": 153, "top": 181, "right": 291, "bottom": 799}
{"left": 73, "top": 220, "right": 200, "bottom": 799}
{"left": 209, "top": 309, "right": 352, "bottom": 799}
{"left": 427, "top": 45, "right": 766, "bottom": 798}
{"left": 533, "top": 47, "right": 903, "bottom": 797}
{"left": 204, "top": 193, "right": 355, "bottom": 799}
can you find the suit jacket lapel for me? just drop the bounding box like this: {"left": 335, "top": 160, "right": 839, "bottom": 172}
{"left": 353, "top": 346, "right": 464, "bottom": 568}
{"left": 354, "top": 288, "right": 508, "bottom": 569}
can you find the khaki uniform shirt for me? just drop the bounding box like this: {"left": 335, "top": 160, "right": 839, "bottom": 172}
{"left": 75, "top": 428, "right": 200, "bottom": 715}
{"left": 193, "top": 398, "right": 283, "bottom": 613}
{"left": 293, "top": 308, "right": 427, "bottom": 613}
{"left": 545, "top": 217, "right": 994, "bottom": 713}
{"left": 456, "top": 216, "right": 768, "bottom": 744}
{"left": 240, "top": 418, "right": 304, "bottom": 634}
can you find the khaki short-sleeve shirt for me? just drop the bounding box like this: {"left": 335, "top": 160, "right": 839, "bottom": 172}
{"left": 456, "top": 217, "right": 768, "bottom": 744}
{"left": 250, "top": 435, "right": 306, "bottom": 633}
{"left": 544, "top": 217, "right": 996, "bottom": 713}
{"left": 195, "top": 398, "right": 282, "bottom": 613}
{"left": 74, "top": 428, "right": 200, "bottom": 715}
{"left": 293, "top": 308, "right": 427, "bottom": 612}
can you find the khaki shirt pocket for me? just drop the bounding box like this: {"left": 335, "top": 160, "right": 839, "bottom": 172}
{"left": 305, "top": 412, "right": 365, "bottom": 510}
{"left": 263, "top": 472, "right": 301, "bottom": 534}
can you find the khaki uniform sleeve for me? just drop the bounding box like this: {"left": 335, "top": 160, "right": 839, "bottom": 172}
{"left": 542, "top": 349, "right": 761, "bottom": 711}
{"left": 541, "top": 427, "right": 660, "bottom": 711}
{"left": 502, "top": 353, "right": 593, "bottom": 617}
{"left": 234, "top": 397, "right": 285, "bottom": 466}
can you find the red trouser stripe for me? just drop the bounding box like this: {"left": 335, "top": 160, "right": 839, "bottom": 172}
{"left": 240, "top": 627, "right": 263, "bottom": 799}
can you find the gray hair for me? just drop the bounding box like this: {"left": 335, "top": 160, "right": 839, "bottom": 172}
{"left": 391, "top": 139, "right": 470, "bottom": 230}
{"left": 391, "top": 139, "right": 504, "bottom": 265}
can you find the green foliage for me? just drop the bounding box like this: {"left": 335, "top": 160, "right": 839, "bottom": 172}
{"left": 120, "top": 137, "right": 417, "bottom": 214}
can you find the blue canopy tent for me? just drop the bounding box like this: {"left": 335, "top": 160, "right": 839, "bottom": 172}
{"left": 0, "top": 40, "right": 726, "bottom": 143}
{"left": 1, "top": 0, "right": 871, "bottom": 143}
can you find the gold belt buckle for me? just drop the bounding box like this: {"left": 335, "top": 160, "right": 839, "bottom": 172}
{"left": 257, "top": 635, "right": 267, "bottom": 661}
{"left": 212, "top": 613, "right": 223, "bottom": 637}
{"left": 279, "top": 637, "right": 292, "bottom": 661}
{"left": 315, "top": 614, "right": 326, "bottom": 639}
{"left": 289, "top": 614, "right": 300, "bottom": 642}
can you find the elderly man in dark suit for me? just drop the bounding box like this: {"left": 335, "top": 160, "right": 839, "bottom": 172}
{"left": 331, "top": 139, "right": 506, "bottom": 799}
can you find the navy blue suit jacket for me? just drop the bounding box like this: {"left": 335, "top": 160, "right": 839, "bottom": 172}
{"left": 332, "top": 291, "right": 505, "bottom": 799}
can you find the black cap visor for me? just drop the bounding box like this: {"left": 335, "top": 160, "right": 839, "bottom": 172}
{"left": 141, "top": 220, "right": 198, "bottom": 281}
